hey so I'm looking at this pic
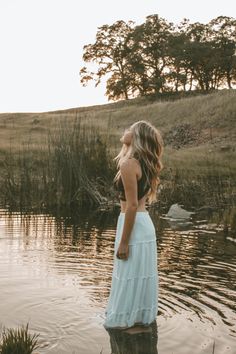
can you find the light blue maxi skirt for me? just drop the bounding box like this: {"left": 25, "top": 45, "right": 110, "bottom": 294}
{"left": 103, "top": 211, "right": 158, "bottom": 329}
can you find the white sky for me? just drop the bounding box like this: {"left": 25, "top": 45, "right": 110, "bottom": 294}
{"left": 0, "top": 0, "right": 235, "bottom": 113}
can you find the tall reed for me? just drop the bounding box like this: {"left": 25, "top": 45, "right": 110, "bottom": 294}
{"left": 1, "top": 114, "right": 115, "bottom": 211}
{"left": 0, "top": 322, "right": 39, "bottom": 354}
{"left": 0, "top": 112, "right": 235, "bottom": 213}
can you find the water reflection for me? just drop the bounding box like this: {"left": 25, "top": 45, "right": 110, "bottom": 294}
{"left": 105, "top": 320, "right": 158, "bottom": 354}
{"left": 0, "top": 207, "right": 236, "bottom": 353}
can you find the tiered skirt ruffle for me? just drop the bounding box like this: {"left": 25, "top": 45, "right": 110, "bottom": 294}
{"left": 103, "top": 211, "right": 158, "bottom": 329}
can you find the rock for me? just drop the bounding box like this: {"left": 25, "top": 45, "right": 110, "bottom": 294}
{"left": 166, "top": 203, "right": 195, "bottom": 219}
{"left": 164, "top": 123, "right": 200, "bottom": 149}
{"left": 32, "top": 118, "right": 40, "bottom": 124}
{"left": 220, "top": 145, "right": 231, "bottom": 151}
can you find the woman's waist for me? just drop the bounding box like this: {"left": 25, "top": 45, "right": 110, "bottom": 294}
{"left": 120, "top": 210, "right": 148, "bottom": 214}
{"left": 118, "top": 209, "right": 150, "bottom": 218}
{"left": 119, "top": 202, "right": 148, "bottom": 213}
{"left": 116, "top": 212, "right": 156, "bottom": 243}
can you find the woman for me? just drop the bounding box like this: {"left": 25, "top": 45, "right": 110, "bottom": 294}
{"left": 103, "top": 120, "right": 164, "bottom": 332}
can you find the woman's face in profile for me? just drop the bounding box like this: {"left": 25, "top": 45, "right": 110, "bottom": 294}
{"left": 120, "top": 127, "right": 133, "bottom": 145}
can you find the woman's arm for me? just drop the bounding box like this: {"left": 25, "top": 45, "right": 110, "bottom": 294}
{"left": 117, "top": 158, "right": 138, "bottom": 251}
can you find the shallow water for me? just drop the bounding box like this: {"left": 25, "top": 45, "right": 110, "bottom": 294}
{"left": 0, "top": 208, "right": 235, "bottom": 354}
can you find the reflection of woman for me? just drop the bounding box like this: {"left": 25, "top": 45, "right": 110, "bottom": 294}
{"left": 103, "top": 120, "right": 164, "bottom": 332}
{"left": 105, "top": 319, "right": 158, "bottom": 354}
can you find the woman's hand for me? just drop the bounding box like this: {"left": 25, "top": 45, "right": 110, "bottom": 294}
{"left": 116, "top": 242, "right": 129, "bottom": 260}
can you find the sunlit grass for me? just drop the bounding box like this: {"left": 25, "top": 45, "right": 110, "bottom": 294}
{"left": 0, "top": 89, "right": 235, "bottom": 152}
{"left": 0, "top": 90, "right": 235, "bottom": 212}
{"left": 0, "top": 115, "right": 115, "bottom": 211}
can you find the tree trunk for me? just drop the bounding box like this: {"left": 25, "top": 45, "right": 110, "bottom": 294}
{"left": 226, "top": 71, "right": 232, "bottom": 89}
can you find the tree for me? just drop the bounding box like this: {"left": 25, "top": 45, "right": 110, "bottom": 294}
{"left": 167, "top": 31, "right": 191, "bottom": 92}
{"left": 79, "top": 15, "right": 236, "bottom": 101}
{"left": 209, "top": 16, "right": 236, "bottom": 89}
{"left": 183, "top": 22, "right": 220, "bottom": 91}
{"left": 125, "top": 14, "right": 173, "bottom": 96}
{"left": 79, "top": 20, "right": 135, "bottom": 100}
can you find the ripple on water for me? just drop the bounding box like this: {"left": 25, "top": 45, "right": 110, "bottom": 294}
{"left": 0, "top": 208, "right": 236, "bottom": 353}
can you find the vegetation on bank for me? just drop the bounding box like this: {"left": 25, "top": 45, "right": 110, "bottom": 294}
{"left": 0, "top": 90, "right": 235, "bottom": 233}
{"left": 1, "top": 117, "right": 113, "bottom": 211}
{"left": 0, "top": 323, "right": 39, "bottom": 354}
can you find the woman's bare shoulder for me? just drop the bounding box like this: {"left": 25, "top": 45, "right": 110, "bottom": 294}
{"left": 121, "top": 156, "right": 140, "bottom": 163}
{"left": 120, "top": 157, "right": 141, "bottom": 178}
{"left": 120, "top": 156, "right": 139, "bottom": 166}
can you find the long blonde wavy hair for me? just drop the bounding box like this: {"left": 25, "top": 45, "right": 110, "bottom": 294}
{"left": 113, "top": 120, "right": 164, "bottom": 204}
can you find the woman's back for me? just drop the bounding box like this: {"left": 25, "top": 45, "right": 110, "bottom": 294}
{"left": 114, "top": 158, "right": 150, "bottom": 201}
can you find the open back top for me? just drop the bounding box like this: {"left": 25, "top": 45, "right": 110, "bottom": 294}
{"left": 114, "top": 158, "right": 150, "bottom": 201}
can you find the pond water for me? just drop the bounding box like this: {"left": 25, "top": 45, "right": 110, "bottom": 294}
{"left": 0, "top": 207, "right": 235, "bottom": 354}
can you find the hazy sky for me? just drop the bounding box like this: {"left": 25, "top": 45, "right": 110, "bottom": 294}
{"left": 0, "top": 0, "right": 235, "bottom": 113}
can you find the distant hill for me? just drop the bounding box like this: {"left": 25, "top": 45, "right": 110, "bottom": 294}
{"left": 0, "top": 89, "right": 235, "bottom": 156}
{"left": 0, "top": 89, "right": 235, "bottom": 211}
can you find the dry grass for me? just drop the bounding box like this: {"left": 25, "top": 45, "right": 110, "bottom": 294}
{"left": 0, "top": 90, "right": 235, "bottom": 211}
{"left": 0, "top": 89, "right": 235, "bottom": 154}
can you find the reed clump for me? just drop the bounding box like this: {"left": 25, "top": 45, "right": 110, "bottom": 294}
{"left": 221, "top": 207, "right": 236, "bottom": 235}
{"left": 155, "top": 162, "right": 235, "bottom": 212}
{"left": 230, "top": 208, "right": 236, "bottom": 233}
{"left": 0, "top": 90, "right": 235, "bottom": 213}
{"left": 0, "top": 322, "right": 39, "bottom": 354}
{"left": 1, "top": 115, "right": 115, "bottom": 211}
{"left": 1, "top": 115, "right": 235, "bottom": 213}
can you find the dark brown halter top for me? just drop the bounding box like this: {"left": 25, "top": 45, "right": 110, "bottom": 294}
{"left": 114, "top": 158, "right": 150, "bottom": 201}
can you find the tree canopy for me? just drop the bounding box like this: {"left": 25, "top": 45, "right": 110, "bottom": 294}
{"left": 80, "top": 14, "right": 236, "bottom": 101}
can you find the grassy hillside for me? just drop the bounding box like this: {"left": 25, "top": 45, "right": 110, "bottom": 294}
{"left": 0, "top": 89, "right": 235, "bottom": 172}
{"left": 0, "top": 89, "right": 235, "bottom": 215}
